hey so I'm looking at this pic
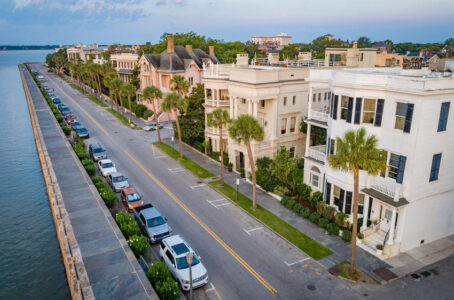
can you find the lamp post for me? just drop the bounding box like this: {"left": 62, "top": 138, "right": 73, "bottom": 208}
{"left": 186, "top": 252, "right": 193, "bottom": 300}
{"left": 236, "top": 178, "right": 240, "bottom": 203}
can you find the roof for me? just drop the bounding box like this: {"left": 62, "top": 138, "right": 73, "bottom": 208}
{"left": 141, "top": 206, "right": 161, "bottom": 219}
{"left": 361, "top": 188, "right": 409, "bottom": 207}
{"left": 123, "top": 187, "right": 138, "bottom": 195}
{"left": 118, "top": 69, "right": 132, "bottom": 74}
{"left": 143, "top": 45, "right": 219, "bottom": 72}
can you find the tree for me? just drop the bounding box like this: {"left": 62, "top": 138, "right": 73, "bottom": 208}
{"left": 121, "top": 82, "right": 136, "bottom": 125}
{"left": 130, "top": 65, "right": 141, "bottom": 89}
{"left": 162, "top": 93, "right": 184, "bottom": 159}
{"left": 328, "top": 128, "right": 386, "bottom": 275}
{"left": 269, "top": 147, "right": 300, "bottom": 195}
{"left": 143, "top": 86, "right": 163, "bottom": 144}
{"left": 169, "top": 75, "right": 190, "bottom": 97}
{"left": 279, "top": 44, "right": 301, "bottom": 61}
{"left": 103, "top": 72, "right": 118, "bottom": 109}
{"left": 207, "top": 109, "right": 231, "bottom": 186}
{"left": 357, "top": 36, "right": 371, "bottom": 48}
{"left": 228, "top": 115, "right": 264, "bottom": 210}
{"left": 110, "top": 78, "right": 123, "bottom": 114}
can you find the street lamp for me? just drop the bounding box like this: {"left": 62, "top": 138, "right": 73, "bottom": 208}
{"left": 236, "top": 178, "right": 240, "bottom": 203}
{"left": 186, "top": 252, "right": 193, "bottom": 300}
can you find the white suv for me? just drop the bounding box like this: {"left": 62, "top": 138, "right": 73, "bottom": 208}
{"left": 97, "top": 159, "right": 117, "bottom": 177}
{"left": 159, "top": 235, "right": 208, "bottom": 291}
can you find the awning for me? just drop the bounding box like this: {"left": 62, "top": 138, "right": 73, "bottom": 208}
{"left": 362, "top": 188, "right": 409, "bottom": 207}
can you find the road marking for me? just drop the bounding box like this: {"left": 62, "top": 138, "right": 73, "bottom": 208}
{"left": 168, "top": 167, "right": 185, "bottom": 173}
{"left": 243, "top": 227, "right": 263, "bottom": 235}
{"left": 284, "top": 257, "right": 310, "bottom": 267}
{"left": 124, "top": 150, "right": 277, "bottom": 294}
{"left": 45, "top": 73, "right": 110, "bottom": 136}
{"left": 206, "top": 199, "right": 231, "bottom": 208}
{"left": 206, "top": 283, "right": 222, "bottom": 300}
{"left": 151, "top": 144, "right": 167, "bottom": 159}
{"left": 190, "top": 184, "right": 205, "bottom": 189}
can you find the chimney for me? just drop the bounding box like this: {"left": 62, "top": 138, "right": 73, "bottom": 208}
{"left": 167, "top": 35, "right": 174, "bottom": 53}
{"left": 353, "top": 42, "right": 358, "bottom": 49}
{"left": 209, "top": 46, "right": 215, "bottom": 56}
{"left": 185, "top": 45, "right": 193, "bottom": 52}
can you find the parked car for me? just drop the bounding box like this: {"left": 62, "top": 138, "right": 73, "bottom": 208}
{"left": 88, "top": 143, "right": 107, "bottom": 161}
{"left": 143, "top": 122, "right": 165, "bottom": 132}
{"left": 52, "top": 97, "right": 61, "bottom": 104}
{"left": 76, "top": 127, "right": 89, "bottom": 138}
{"left": 61, "top": 109, "right": 71, "bottom": 117}
{"left": 97, "top": 159, "right": 117, "bottom": 177}
{"left": 71, "top": 122, "right": 82, "bottom": 131}
{"left": 37, "top": 75, "right": 44, "bottom": 81}
{"left": 47, "top": 91, "right": 55, "bottom": 96}
{"left": 159, "top": 235, "right": 208, "bottom": 291}
{"left": 66, "top": 117, "right": 77, "bottom": 125}
{"left": 64, "top": 113, "right": 75, "bottom": 120}
{"left": 43, "top": 85, "right": 50, "bottom": 90}
{"left": 107, "top": 172, "right": 129, "bottom": 192}
{"left": 134, "top": 204, "right": 172, "bottom": 243}
{"left": 57, "top": 103, "right": 66, "bottom": 111}
{"left": 120, "top": 187, "right": 143, "bottom": 212}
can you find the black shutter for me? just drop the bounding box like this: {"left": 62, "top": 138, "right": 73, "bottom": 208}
{"left": 333, "top": 95, "right": 338, "bottom": 120}
{"left": 345, "top": 192, "right": 352, "bottom": 214}
{"left": 403, "top": 103, "right": 414, "bottom": 133}
{"left": 354, "top": 97, "right": 362, "bottom": 124}
{"left": 329, "top": 95, "right": 334, "bottom": 117}
{"left": 374, "top": 99, "right": 384, "bottom": 127}
{"left": 325, "top": 182, "right": 331, "bottom": 204}
{"left": 396, "top": 155, "right": 407, "bottom": 184}
{"left": 437, "top": 102, "right": 450, "bottom": 132}
{"left": 367, "top": 197, "right": 373, "bottom": 220}
{"left": 329, "top": 139, "right": 335, "bottom": 155}
{"left": 338, "top": 189, "right": 345, "bottom": 211}
{"left": 327, "top": 139, "right": 331, "bottom": 156}
{"left": 346, "top": 97, "right": 354, "bottom": 123}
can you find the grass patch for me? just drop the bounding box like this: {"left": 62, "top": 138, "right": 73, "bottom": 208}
{"left": 88, "top": 96, "right": 108, "bottom": 107}
{"left": 335, "top": 261, "right": 380, "bottom": 284}
{"left": 107, "top": 108, "right": 141, "bottom": 129}
{"left": 209, "top": 180, "right": 332, "bottom": 260}
{"left": 69, "top": 83, "right": 88, "bottom": 95}
{"left": 154, "top": 143, "right": 214, "bottom": 179}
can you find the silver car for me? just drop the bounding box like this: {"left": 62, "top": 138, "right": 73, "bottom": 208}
{"left": 108, "top": 172, "right": 129, "bottom": 192}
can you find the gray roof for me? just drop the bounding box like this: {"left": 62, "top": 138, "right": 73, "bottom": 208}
{"left": 361, "top": 188, "right": 409, "bottom": 207}
{"left": 144, "top": 45, "right": 219, "bottom": 72}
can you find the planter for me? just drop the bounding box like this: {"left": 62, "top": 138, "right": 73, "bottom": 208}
{"left": 376, "top": 250, "right": 383, "bottom": 255}
{"left": 339, "top": 230, "right": 343, "bottom": 237}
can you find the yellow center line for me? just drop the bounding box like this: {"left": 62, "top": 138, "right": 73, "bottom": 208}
{"left": 124, "top": 150, "right": 277, "bottom": 295}
{"left": 46, "top": 74, "right": 110, "bottom": 136}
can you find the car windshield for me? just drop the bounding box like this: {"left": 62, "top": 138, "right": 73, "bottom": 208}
{"left": 62, "top": 108, "right": 70, "bottom": 112}
{"left": 147, "top": 216, "right": 166, "bottom": 228}
{"left": 175, "top": 255, "right": 200, "bottom": 270}
{"left": 92, "top": 147, "right": 104, "bottom": 154}
{"left": 102, "top": 162, "right": 113, "bottom": 168}
{"left": 127, "top": 193, "right": 141, "bottom": 202}
{"left": 72, "top": 122, "right": 80, "bottom": 126}
{"left": 77, "top": 128, "right": 87, "bottom": 133}
{"left": 113, "top": 176, "right": 125, "bottom": 183}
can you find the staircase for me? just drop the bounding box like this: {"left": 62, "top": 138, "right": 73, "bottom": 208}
{"left": 361, "top": 230, "right": 386, "bottom": 255}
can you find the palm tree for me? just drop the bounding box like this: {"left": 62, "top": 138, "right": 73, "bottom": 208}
{"left": 103, "top": 72, "right": 118, "bottom": 109}
{"left": 228, "top": 115, "right": 264, "bottom": 210}
{"left": 328, "top": 127, "right": 387, "bottom": 275}
{"left": 207, "top": 109, "right": 230, "bottom": 186}
{"left": 143, "top": 86, "right": 163, "bottom": 144}
{"left": 162, "top": 92, "right": 184, "bottom": 159}
{"left": 110, "top": 78, "right": 123, "bottom": 114}
{"left": 121, "top": 82, "right": 136, "bottom": 124}
{"left": 169, "top": 75, "right": 190, "bottom": 97}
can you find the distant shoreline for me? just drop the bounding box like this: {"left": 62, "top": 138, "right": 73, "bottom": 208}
{"left": 1, "top": 47, "right": 58, "bottom": 51}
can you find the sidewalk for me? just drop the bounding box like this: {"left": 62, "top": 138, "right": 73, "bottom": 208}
{"left": 161, "top": 138, "right": 391, "bottom": 282}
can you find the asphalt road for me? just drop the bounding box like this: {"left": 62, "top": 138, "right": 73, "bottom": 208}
{"left": 32, "top": 64, "right": 454, "bottom": 300}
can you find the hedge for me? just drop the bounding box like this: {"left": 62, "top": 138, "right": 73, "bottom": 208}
{"left": 309, "top": 212, "right": 320, "bottom": 224}
{"left": 293, "top": 203, "right": 303, "bottom": 214}
{"left": 318, "top": 217, "right": 329, "bottom": 228}
{"left": 327, "top": 223, "right": 340, "bottom": 235}
{"left": 84, "top": 164, "right": 96, "bottom": 176}
{"left": 342, "top": 230, "right": 352, "bottom": 242}
{"left": 101, "top": 189, "right": 116, "bottom": 208}
{"left": 300, "top": 206, "right": 311, "bottom": 218}
{"left": 155, "top": 279, "right": 180, "bottom": 300}
{"left": 128, "top": 234, "right": 149, "bottom": 257}
{"left": 135, "top": 104, "right": 147, "bottom": 118}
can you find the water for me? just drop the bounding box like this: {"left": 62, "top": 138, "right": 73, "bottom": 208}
{"left": 0, "top": 51, "right": 69, "bottom": 299}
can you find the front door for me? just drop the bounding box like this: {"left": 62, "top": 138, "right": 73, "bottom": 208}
{"left": 380, "top": 208, "right": 393, "bottom": 232}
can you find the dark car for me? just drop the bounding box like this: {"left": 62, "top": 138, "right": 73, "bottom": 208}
{"left": 89, "top": 143, "right": 107, "bottom": 161}
{"left": 71, "top": 121, "right": 81, "bottom": 130}
{"left": 61, "top": 108, "right": 71, "bottom": 116}
{"left": 76, "top": 127, "right": 89, "bottom": 138}
{"left": 57, "top": 103, "right": 66, "bottom": 111}
{"left": 52, "top": 97, "right": 61, "bottom": 104}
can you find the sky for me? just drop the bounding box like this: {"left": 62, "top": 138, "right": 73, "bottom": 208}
{"left": 0, "top": 0, "right": 453, "bottom": 45}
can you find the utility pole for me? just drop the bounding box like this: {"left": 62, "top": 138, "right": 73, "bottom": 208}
{"left": 186, "top": 252, "right": 193, "bottom": 300}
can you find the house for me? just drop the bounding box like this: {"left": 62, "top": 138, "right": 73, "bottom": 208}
{"left": 137, "top": 36, "right": 219, "bottom": 121}
{"left": 67, "top": 44, "right": 107, "bottom": 63}
{"left": 110, "top": 52, "right": 139, "bottom": 82}
{"left": 325, "top": 42, "right": 377, "bottom": 67}
{"left": 375, "top": 51, "right": 403, "bottom": 67}
{"left": 252, "top": 33, "right": 292, "bottom": 49}
{"left": 371, "top": 41, "right": 392, "bottom": 53}
{"left": 428, "top": 56, "right": 454, "bottom": 72}
{"left": 203, "top": 54, "right": 332, "bottom": 173}
{"left": 303, "top": 67, "right": 454, "bottom": 258}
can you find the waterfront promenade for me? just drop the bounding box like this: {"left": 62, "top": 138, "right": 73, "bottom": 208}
{"left": 20, "top": 64, "right": 156, "bottom": 300}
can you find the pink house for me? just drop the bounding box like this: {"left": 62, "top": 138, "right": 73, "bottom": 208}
{"left": 137, "top": 36, "right": 219, "bottom": 121}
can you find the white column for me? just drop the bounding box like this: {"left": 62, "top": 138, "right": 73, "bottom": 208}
{"left": 234, "top": 97, "right": 238, "bottom": 118}
{"left": 248, "top": 99, "right": 252, "bottom": 115}
{"left": 305, "top": 124, "right": 311, "bottom": 156}
{"left": 361, "top": 197, "right": 369, "bottom": 231}
{"left": 253, "top": 100, "right": 258, "bottom": 118}
{"left": 308, "top": 86, "right": 313, "bottom": 119}
{"left": 387, "top": 208, "right": 397, "bottom": 245}
{"left": 229, "top": 97, "right": 234, "bottom": 117}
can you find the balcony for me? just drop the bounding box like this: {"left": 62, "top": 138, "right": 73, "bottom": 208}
{"left": 305, "top": 145, "right": 326, "bottom": 163}
{"left": 305, "top": 110, "right": 329, "bottom": 127}
{"left": 205, "top": 126, "right": 228, "bottom": 137}
{"left": 205, "top": 99, "right": 230, "bottom": 107}
{"left": 369, "top": 177, "right": 404, "bottom": 199}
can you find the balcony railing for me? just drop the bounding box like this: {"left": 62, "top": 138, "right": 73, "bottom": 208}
{"left": 369, "top": 176, "right": 404, "bottom": 199}
{"left": 255, "top": 140, "right": 272, "bottom": 150}
{"left": 205, "top": 127, "right": 228, "bottom": 136}
{"left": 306, "top": 145, "right": 326, "bottom": 162}
{"left": 205, "top": 99, "right": 230, "bottom": 107}
{"left": 309, "top": 110, "right": 329, "bottom": 123}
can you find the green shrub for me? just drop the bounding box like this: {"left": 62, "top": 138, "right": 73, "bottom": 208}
{"left": 120, "top": 220, "right": 140, "bottom": 239}
{"left": 280, "top": 196, "right": 289, "bottom": 207}
{"left": 358, "top": 232, "right": 364, "bottom": 240}
{"left": 116, "top": 211, "right": 134, "bottom": 225}
{"left": 155, "top": 279, "right": 180, "bottom": 300}
{"left": 335, "top": 212, "right": 348, "bottom": 228}
{"left": 96, "top": 182, "right": 109, "bottom": 192}
{"left": 256, "top": 156, "right": 273, "bottom": 170}
{"left": 135, "top": 104, "right": 147, "bottom": 118}
{"left": 128, "top": 234, "right": 149, "bottom": 257}
{"left": 143, "top": 110, "right": 154, "bottom": 119}
{"left": 318, "top": 217, "right": 329, "bottom": 228}
{"left": 376, "top": 244, "right": 383, "bottom": 250}
{"left": 324, "top": 206, "right": 336, "bottom": 221}
{"left": 101, "top": 189, "right": 116, "bottom": 208}
{"left": 61, "top": 124, "right": 71, "bottom": 135}
{"left": 297, "top": 184, "right": 312, "bottom": 202}
{"left": 327, "top": 223, "right": 340, "bottom": 235}
{"left": 92, "top": 176, "right": 103, "bottom": 184}
{"left": 81, "top": 159, "right": 93, "bottom": 166}
{"left": 316, "top": 201, "right": 326, "bottom": 215}
{"left": 84, "top": 164, "right": 95, "bottom": 176}
{"left": 256, "top": 169, "right": 277, "bottom": 192}
{"left": 300, "top": 206, "right": 311, "bottom": 218}
{"left": 77, "top": 151, "right": 90, "bottom": 161}
{"left": 286, "top": 199, "right": 296, "bottom": 210}
{"left": 309, "top": 191, "right": 324, "bottom": 207}
{"left": 342, "top": 230, "right": 352, "bottom": 242}
{"left": 293, "top": 203, "right": 303, "bottom": 214}
{"left": 56, "top": 115, "right": 63, "bottom": 123}
{"left": 146, "top": 262, "right": 172, "bottom": 286}
{"left": 309, "top": 212, "right": 320, "bottom": 224}
{"left": 274, "top": 185, "right": 290, "bottom": 197}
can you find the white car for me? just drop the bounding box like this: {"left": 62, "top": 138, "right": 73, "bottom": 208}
{"left": 97, "top": 159, "right": 117, "bottom": 177}
{"left": 159, "top": 235, "right": 208, "bottom": 291}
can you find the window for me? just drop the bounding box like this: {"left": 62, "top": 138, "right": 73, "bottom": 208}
{"left": 318, "top": 93, "right": 321, "bottom": 102}
{"left": 188, "top": 77, "right": 194, "bottom": 86}
{"left": 290, "top": 117, "right": 296, "bottom": 133}
{"left": 313, "top": 93, "right": 316, "bottom": 102}
{"left": 281, "top": 118, "right": 287, "bottom": 134}
{"left": 310, "top": 167, "right": 320, "bottom": 187}
{"left": 395, "top": 102, "right": 414, "bottom": 133}
{"left": 292, "top": 96, "right": 296, "bottom": 105}
{"left": 362, "top": 98, "right": 376, "bottom": 124}
{"left": 260, "top": 100, "right": 265, "bottom": 108}
{"left": 388, "top": 153, "right": 400, "bottom": 180}
{"left": 340, "top": 96, "right": 349, "bottom": 120}
{"left": 242, "top": 98, "right": 246, "bottom": 104}
{"left": 358, "top": 194, "right": 365, "bottom": 215}
{"left": 165, "top": 250, "right": 174, "bottom": 264}
{"left": 324, "top": 92, "right": 327, "bottom": 100}
{"left": 437, "top": 102, "right": 450, "bottom": 132}
{"left": 429, "top": 153, "right": 442, "bottom": 182}
{"left": 283, "top": 97, "right": 287, "bottom": 106}
{"left": 289, "top": 147, "right": 295, "bottom": 158}
{"left": 206, "top": 89, "right": 212, "bottom": 99}
{"left": 333, "top": 186, "right": 340, "bottom": 207}
{"left": 360, "top": 53, "right": 364, "bottom": 61}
